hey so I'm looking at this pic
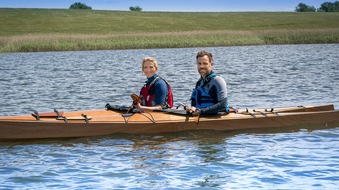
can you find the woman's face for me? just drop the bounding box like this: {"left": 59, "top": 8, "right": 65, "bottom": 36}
{"left": 143, "top": 60, "right": 158, "bottom": 78}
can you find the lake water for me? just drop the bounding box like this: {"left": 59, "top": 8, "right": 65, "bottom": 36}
{"left": 0, "top": 44, "right": 339, "bottom": 189}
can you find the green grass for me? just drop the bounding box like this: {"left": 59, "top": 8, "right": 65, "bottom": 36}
{"left": 1, "top": 8, "right": 339, "bottom": 52}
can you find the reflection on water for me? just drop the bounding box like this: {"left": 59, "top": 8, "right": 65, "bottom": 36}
{"left": 0, "top": 44, "right": 339, "bottom": 189}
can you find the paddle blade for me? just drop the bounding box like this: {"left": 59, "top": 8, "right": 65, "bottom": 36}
{"left": 131, "top": 94, "right": 142, "bottom": 105}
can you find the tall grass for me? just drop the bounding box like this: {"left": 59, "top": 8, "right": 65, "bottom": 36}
{"left": 1, "top": 8, "right": 339, "bottom": 52}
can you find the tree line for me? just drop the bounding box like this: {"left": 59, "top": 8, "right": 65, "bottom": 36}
{"left": 69, "top": 2, "right": 141, "bottom": 11}
{"left": 296, "top": 1, "right": 339, "bottom": 12}
{"left": 68, "top": 1, "right": 339, "bottom": 12}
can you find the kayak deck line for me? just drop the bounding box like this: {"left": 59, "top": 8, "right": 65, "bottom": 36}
{"left": 56, "top": 114, "right": 92, "bottom": 123}
{"left": 31, "top": 109, "right": 64, "bottom": 120}
{"left": 121, "top": 112, "right": 156, "bottom": 124}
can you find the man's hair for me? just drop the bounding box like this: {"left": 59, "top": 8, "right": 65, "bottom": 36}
{"left": 196, "top": 50, "right": 213, "bottom": 63}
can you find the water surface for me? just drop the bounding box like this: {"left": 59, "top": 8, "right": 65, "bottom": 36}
{"left": 0, "top": 44, "right": 339, "bottom": 189}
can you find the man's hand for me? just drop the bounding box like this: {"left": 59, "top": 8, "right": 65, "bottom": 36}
{"left": 187, "top": 106, "right": 200, "bottom": 116}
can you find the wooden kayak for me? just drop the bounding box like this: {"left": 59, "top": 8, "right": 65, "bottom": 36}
{"left": 0, "top": 104, "right": 338, "bottom": 140}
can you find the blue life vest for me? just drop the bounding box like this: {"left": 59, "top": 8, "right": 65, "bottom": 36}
{"left": 191, "top": 73, "right": 216, "bottom": 109}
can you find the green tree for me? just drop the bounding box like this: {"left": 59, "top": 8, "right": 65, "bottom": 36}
{"left": 69, "top": 2, "right": 92, "bottom": 9}
{"left": 318, "top": 1, "right": 339, "bottom": 12}
{"left": 295, "top": 3, "right": 316, "bottom": 12}
{"left": 129, "top": 6, "right": 142, "bottom": 11}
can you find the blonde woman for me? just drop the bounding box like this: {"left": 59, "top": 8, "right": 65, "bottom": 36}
{"left": 134, "top": 57, "right": 173, "bottom": 112}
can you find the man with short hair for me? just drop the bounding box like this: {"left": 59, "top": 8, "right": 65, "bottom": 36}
{"left": 187, "top": 50, "right": 228, "bottom": 116}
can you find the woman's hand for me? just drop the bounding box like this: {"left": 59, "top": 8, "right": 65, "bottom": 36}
{"left": 135, "top": 103, "right": 142, "bottom": 109}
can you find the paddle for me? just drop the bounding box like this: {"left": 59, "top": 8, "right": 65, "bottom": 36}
{"left": 126, "top": 94, "right": 143, "bottom": 113}
{"left": 131, "top": 94, "right": 142, "bottom": 105}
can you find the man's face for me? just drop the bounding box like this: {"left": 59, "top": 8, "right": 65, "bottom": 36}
{"left": 197, "top": 55, "right": 213, "bottom": 78}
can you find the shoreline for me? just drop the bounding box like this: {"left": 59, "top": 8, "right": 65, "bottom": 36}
{"left": 1, "top": 9, "right": 339, "bottom": 52}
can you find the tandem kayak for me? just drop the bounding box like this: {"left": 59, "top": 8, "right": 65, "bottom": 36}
{"left": 0, "top": 104, "right": 338, "bottom": 141}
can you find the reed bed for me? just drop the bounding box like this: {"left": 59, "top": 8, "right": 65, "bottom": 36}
{"left": 1, "top": 29, "right": 338, "bottom": 52}
{"left": 1, "top": 9, "right": 339, "bottom": 52}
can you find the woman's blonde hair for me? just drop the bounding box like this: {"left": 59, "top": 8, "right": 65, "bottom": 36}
{"left": 141, "top": 57, "right": 158, "bottom": 72}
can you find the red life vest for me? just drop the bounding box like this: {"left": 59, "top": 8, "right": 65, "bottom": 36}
{"left": 139, "top": 77, "right": 173, "bottom": 108}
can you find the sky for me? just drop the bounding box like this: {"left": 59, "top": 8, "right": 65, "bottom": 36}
{"left": 0, "top": 0, "right": 328, "bottom": 12}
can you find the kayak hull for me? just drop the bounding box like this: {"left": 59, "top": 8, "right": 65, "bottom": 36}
{"left": 0, "top": 104, "right": 338, "bottom": 140}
